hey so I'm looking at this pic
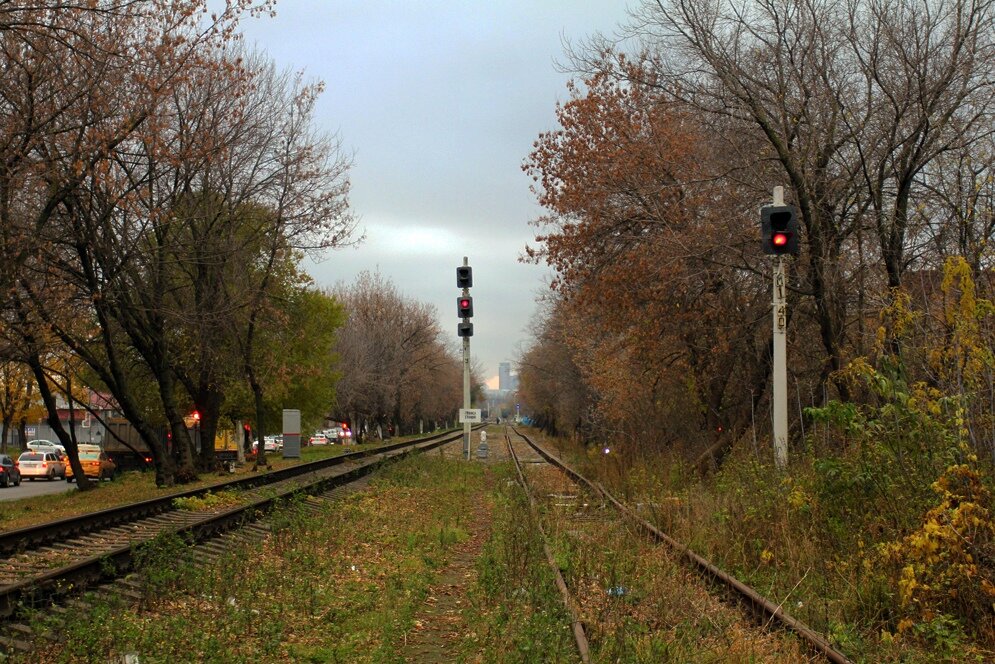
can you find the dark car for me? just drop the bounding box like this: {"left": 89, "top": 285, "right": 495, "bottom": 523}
{"left": 0, "top": 454, "right": 21, "bottom": 487}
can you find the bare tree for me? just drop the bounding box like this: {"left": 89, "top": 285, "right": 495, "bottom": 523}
{"left": 332, "top": 272, "right": 463, "bottom": 440}
{"left": 609, "top": 0, "right": 995, "bottom": 395}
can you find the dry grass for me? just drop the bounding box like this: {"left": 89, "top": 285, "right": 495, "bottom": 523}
{"left": 523, "top": 459, "right": 810, "bottom": 662}
{"left": 21, "top": 455, "right": 486, "bottom": 663}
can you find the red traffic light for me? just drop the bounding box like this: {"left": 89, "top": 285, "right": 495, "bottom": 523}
{"left": 459, "top": 298, "right": 470, "bottom": 308}
{"left": 191, "top": 410, "right": 200, "bottom": 421}
{"left": 457, "top": 296, "right": 473, "bottom": 318}
{"left": 772, "top": 232, "right": 789, "bottom": 247}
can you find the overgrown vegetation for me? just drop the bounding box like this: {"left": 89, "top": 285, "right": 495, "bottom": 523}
{"left": 460, "top": 464, "right": 577, "bottom": 662}
{"left": 520, "top": 3, "right": 995, "bottom": 654}
{"left": 20, "top": 456, "right": 489, "bottom": 662}
{"left": 172, "top": 490, "right": 243, "bottom": 512}
{"left": 539, "top": 259, "right": 995, "bottom": 660}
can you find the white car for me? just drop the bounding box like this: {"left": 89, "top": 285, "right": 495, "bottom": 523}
{"left": 27, "top": 440, "right": 67, "bottom": 456}
{"left": 17, "top": 451, "right": 67, "bottom": 481}
{"left": 254, "top": 437, "right": 281, "bottom": 453}
{"left": 309, "top": 433, "right": 330, "bottom": 446}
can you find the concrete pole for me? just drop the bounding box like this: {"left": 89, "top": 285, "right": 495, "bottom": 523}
{"left": 463, "top": 336, "right": 471, "bottom": 459}
{"left": 462, "top": 256, "right": 471, "bottom": 460}
{"left": 771, "top": 187, "right": 788, "bottom": 469}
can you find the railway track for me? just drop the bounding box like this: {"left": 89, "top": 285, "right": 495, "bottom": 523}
{"left": 506, "top": 426, "right": 854, "bottom": 664}
{"left": 0, "top": 428, "right": 476, "bottom": 655}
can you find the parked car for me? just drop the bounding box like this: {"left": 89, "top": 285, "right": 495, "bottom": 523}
{"left": 309, "top": 433, "right": 330, "bottom": 446}
{"left": 17, "top": 451, "right": 67, "bottom": 481}
{"left": 0, "top": 454, "right": 21, "bottom": 487}
{"left": 66, "top": 445, "right": 117, "bottom": 482}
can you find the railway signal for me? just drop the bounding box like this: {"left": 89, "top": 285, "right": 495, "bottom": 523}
{"left": 761, "top": 204, "right": 799, "bottom": 255}
{"left": 456, "top": 265, "right": 472, "bottom": 289}
{"left": 457, "top": 296, "right": 474, "bottom": 318}
{"left": 457, "top": 258, "right": 473, "bottom": 459}
{"left": 762, "top": 189, "right": 793, "bottom": 469}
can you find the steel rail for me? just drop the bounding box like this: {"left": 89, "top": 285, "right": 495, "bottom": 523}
{"left": 0, "top": 428, "right": 473, "bottom": 622}
{"left": 0, "top": 427, "right": 472, "bottom": 557}
{"left": 513, "top": 427, "right": 854, "bottom": 664}
{"left": 504, "top": 431, "right": 592, "bottom": 664}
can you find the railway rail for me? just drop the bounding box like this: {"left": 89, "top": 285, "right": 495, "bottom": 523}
{"left": 0, "top": 427, "right": 478, "bottom": 654}
{"left": 506, "top": 426, "right": 854, "bottom": 664}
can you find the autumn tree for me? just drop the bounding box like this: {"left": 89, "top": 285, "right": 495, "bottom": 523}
{"left": 0, "top": 1, "right": 273, "bottom": 486}
{"left": 0, "top": 362, "right": 43, "bottom": 451}
{"left": 613, "top": 0, "right": 995, "bottom": 383}
{"left": 517, "top": 299, "right": 591, "bottom": 439}
{"left": 524, "top": 0, "right": 995, "bottom": 464}
{"left": 523, "top": 63, "right": 772, "bottom": 458}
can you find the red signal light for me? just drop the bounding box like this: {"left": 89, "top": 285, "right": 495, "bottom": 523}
{"left": 457, "top": 296, "right": 474, "bottom": 318}
{"left": 191, "top": 410, "right": 201, "bottom": 421}
{"left": 772, "top": 232, "right": 789, "bottom": 247}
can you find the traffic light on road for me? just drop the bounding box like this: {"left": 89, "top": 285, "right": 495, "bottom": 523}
{"left": 458, "top": 296, "right": 474, "bottom": 318}
{"left": 456, "top": 266, "right": 473, "bottom": 289}
{"left": 458, "top": 322, "right": 473, "bottom": 337}
{"left": 761, "top": 205, "right": 799, "bottom": 255}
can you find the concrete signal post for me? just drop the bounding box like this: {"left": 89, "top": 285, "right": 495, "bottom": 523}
{"left": 457, "top": 258, "right": 474, "bottom": 459}
{"left": 760, "top": 186, "right": 798, "bottom": 469}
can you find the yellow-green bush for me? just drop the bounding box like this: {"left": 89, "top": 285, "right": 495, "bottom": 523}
{"left": 878, "top": 462, "right": 995, "bottom": 641}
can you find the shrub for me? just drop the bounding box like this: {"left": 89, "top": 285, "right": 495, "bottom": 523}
{"left": 877, "top": 462, "right": 995, "bottom": 643}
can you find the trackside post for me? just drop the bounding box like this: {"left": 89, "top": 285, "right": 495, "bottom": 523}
{"left": 765, "top": 187, "right": 790, "bottom": 469}
{"left": 457, "top": 257, "right": 473, "bottom": 459}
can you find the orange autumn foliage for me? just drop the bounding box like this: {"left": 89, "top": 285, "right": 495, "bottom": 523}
{"left": 522, "top": 60, "right": 769, "bottom": 454}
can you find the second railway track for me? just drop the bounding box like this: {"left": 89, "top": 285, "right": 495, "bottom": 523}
{"left": 505, "top": 426, "right": 854, "bottom": 664}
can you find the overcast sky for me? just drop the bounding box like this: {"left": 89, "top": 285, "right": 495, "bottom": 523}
{"left": 238, "top": 2, "right": 634, "bottom": 387}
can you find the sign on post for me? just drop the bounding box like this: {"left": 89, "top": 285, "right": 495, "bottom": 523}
{"left": 459, "top": 408, "right": 481, "bottom": 424}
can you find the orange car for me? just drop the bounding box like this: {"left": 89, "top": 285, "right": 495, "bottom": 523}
{"left": 66, "top": 445, "right": 117, "bottom": 482}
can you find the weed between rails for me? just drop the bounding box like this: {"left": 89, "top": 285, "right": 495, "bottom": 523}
{"left": 523, "top": 462, "right": 806, "bottom": 663}
{"left": 18, "top": 456, "right": 485, "bottom": 663}
{"left": 462, "top": 466, "right": 576, "bottom": 662}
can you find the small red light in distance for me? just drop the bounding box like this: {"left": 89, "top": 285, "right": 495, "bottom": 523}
{"left": 460, "top": 298, "right": 470, "bottom": 307}
{"left": 773, "top": 233, "right": 789, "bottom": 246}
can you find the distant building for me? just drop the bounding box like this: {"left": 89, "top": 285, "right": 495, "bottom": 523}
{"left": 499, "top": 362, "right": 512, "bottom": 391}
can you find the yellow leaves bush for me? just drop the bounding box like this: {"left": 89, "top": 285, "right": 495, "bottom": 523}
{"left": 877, "top": 464, "right": 995, "bottom": 635}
